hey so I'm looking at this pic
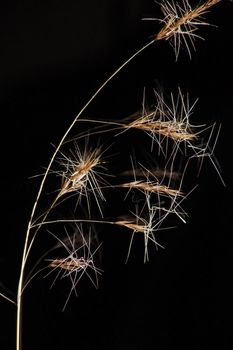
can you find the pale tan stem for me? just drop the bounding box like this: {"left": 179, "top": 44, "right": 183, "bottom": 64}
{"left": 0, "top": 292, "right": 16, "bottom": 305}
{"left": 16, "top": 38, "right": 155, "bottom": 350}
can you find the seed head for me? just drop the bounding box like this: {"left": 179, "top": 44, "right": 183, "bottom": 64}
{"left": 145, "top": 0, "right": 221, "bottom": 58}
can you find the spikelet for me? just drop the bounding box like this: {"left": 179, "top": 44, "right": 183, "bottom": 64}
{"left": 119, "top": 181, "right": 183, "bottom": 197}
{"left": 46, "top": 225, "right": 102, "bottom": 310}
{"left": 123, "top": 88, "right": 199, "bottom": 154}
{"left": 54, "top": 142, "right": 107, "bottom": 215}
{"left": 153, "top": 0, "right": 221, "bottom": 58}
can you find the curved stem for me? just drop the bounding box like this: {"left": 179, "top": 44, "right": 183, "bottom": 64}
{"left": 32, "top": 218, "right": 116, "bottom": 228}
{"left": 16, "top": 39, "right": 155, "bottom": 350}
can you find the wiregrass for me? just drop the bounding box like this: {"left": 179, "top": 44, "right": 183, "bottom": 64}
{"left": 0, "top": 1, "right": 226, "bottom": 349}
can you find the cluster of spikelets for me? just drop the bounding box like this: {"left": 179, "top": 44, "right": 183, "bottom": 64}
{"left": 44, "top": 226, "right": 103, "bottom": 311}
{"left": 0, "top": 1, "right": 225, "bottom": 350}
{"left": 21, "top": 0, "right": 224, "bottom": 310}
{"left": 32, "top": 87, "right": 221, "bottom": 307}
{"left": 153, "top": 0, "right": 221, "bottom": 58}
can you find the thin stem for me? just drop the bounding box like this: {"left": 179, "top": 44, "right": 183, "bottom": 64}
{"left": 32, "top": 218, "right": 116, "bottom": 228}
{"left": 16, "top": 38, "right": 155, "bottom": 350}
{"left": 0, "top": 292, "right": 16, "bottom": 306}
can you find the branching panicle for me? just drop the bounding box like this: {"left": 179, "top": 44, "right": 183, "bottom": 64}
{"left": 8, "top": 1, "right": 225, "bottom": 349}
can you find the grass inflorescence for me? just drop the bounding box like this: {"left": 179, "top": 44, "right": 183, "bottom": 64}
{"left": 0, "top": 1, "right": 226, "bottom": 350}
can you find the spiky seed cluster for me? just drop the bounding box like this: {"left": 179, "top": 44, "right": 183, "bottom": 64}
{"left": 115, "top": 195, "right": 167, "bottom": 262}
{"left": 119, "top": 181, "right": 183, "bottom": 197}
{"left": 115, "top": 149, "right": 191, "bottom": 261}
{"left": 58, "top": 146, "right": 102, "bottom": 197}
{"left": 46, "top": 225, "right": 102, "bottom": 310}
{"left": 54, "top": 143, "right": 107, "bottom": 215}
{"left": 115, "top": 220, "right": 147, "bottom": 233}
{"left": 48, "top": 257, "right": 91, "bottom": 272}
{"left": 125, "top": 114, "right": 196, "bottom": 141}
{"left": 124, "top": 88, "right": 199, "bottom": 154}
{"left": 151, "top": 0, "right": 221, "bottom": 58}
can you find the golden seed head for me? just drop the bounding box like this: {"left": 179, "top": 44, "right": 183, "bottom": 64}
{"left": 115, "top": 220, "right": 147, "bottom": 233}
{"left": 119, "top": 181, "right": 183, "bottom": 197}
{"left": 48, "top": 257, "right": 89, "bottom": 271}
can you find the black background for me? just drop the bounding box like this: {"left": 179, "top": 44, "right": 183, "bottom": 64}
{"left": 1, "top": 1, "right": 233, "bottom": 349}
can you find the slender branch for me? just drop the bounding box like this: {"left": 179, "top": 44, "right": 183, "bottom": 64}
{"left": 0, "top": 292, "right": 16, "bottom": 306}
{"left": 31, "top": 218, "right": 115, "bottom": 228}
{"left": 16, "top": 37, "right": 155, "bottom": 350}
